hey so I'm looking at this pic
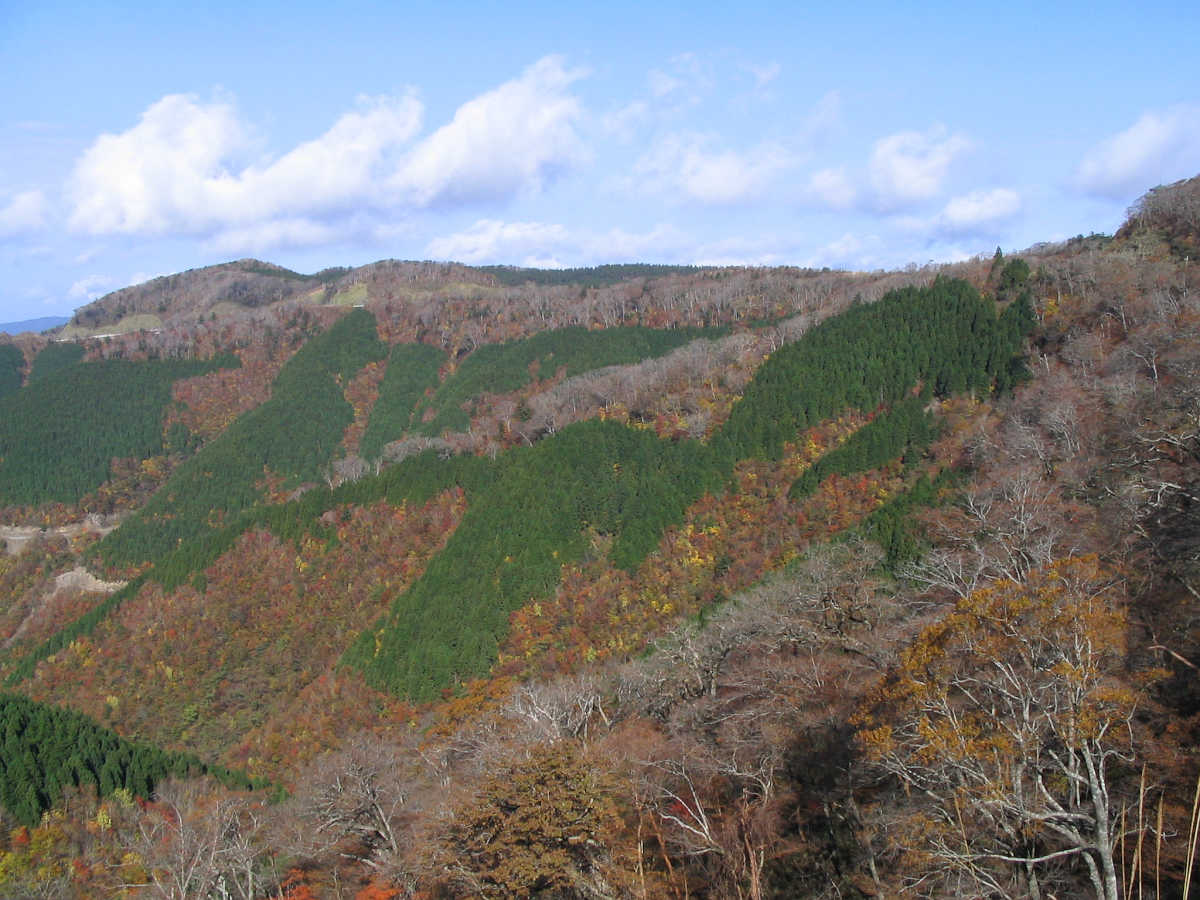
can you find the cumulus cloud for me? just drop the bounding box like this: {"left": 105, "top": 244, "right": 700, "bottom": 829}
{"left": 237, "top": 96, "right": 423, "bottom": 214}
{"left": 937, "top": 187, "right": 1022, "bottom": 232}
{"left": 803, "top": 230, "right": 977, "bottom": 273}
{"left": 389, "top": 56, "right": 588, "bottom": 207}
{"left": 646, "top": 53, "right": 713, "bottom": 108}
{"left": 65, "top": 56, "right": 589, "bottom": 252}
{"left": 0, "top": 190, "right": 48, "bottom": 236}
{"left": 884, "top": 187, "right": 1021, "bottom": 240}
{"left": 689, "top": 235, "right": 792, "bottom": 267}
{"left": 596, "top": 224, "right": 690, "bottom": 260}
{"left": 601, "top": 101, "right": 650, "bottom": 141}
{"left": 806, "top": 167, "right": 857, "bottom": 210}
{"left": 206, "top": 218, "right": 342, "bottom": 255}
{"left": 427, "top": 219, "right": 687, "bottom": 266}
{"left": 1075, "top": 104, "right": 1200, "bottom": 200}
{"left": 427, "top": 220, "right": 571, "bottom": 264}
{"left": 633, "top": 133, "right": 795, "bottom": 205}
{"left": 68, "top": 93, "right": 248, "bottom": 234}
{"left": 67, "top": 91, "right": 422, "bottom": 236}
{"left": 804, "top": 232, "right": 874, "bottom": 269}
{"left": 68, "top": 274, "right": 113, "bottom": 300}
{"left": 869, "top": 126, "right": 971, "bottom": 209}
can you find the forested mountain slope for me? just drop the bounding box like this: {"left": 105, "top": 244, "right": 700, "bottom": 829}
{"left": 0, "top": 353, "right": 235, "bottom": 508}
{"left": 0, "top": 175, "right": 1198, "bottom": 898}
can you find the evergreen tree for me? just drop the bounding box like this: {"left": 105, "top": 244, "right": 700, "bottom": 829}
{"left": 0, "top": 693, "right": 258, "bottom": 826}
{"left": 0, "top": 344, "right": 23, "bottom": 399}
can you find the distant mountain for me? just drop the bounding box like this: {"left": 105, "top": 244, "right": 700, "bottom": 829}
{"left": 63, "top": 259, "right": 322, "bottom": 335}
{"left": 0, "top": 315, "right": 69, "bottom": 334}
{"left": 64, "top": 257, "right": 493, "bottom": 335}
{"left": 63, "top": 259, "right": 718, "bottom": 337}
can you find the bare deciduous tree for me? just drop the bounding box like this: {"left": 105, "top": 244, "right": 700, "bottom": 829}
{"left": 503, "top": 672, "right": 611, "bottom": 743}
{"left": 291, "top": 735, "right": 416, "bottom": 871}
{"left": 861, "top": 558, "right": 1140, "bottom": 900}
{"left": 136, "top": 779, "right": 273, "bottom": 900}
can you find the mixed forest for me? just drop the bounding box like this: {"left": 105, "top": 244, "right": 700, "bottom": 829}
{"left": 0, "top": 174, "right": 1197, "bottom": 898}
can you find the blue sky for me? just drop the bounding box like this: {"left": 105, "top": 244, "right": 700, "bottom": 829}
{"left": 2, "top": 0, "right": 1199, "bottom": 322}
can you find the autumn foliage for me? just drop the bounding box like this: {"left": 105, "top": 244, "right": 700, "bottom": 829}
{"left": 1, "top": 181, "right": 1199, "bottom": 896}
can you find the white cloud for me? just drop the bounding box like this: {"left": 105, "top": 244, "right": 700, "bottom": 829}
{"left": 937, "top": 245, "right": 975, "bottom": 264}
{"left": 65, "top": 56, "right": 589, "bottom": 254}
{"left": 206, "top": 218, "right": 341, "bottom": 255}
{"left": 804, "top": 232, "right": 873, "bottom": 269}
{"left": 389, "top": 56, "right": 588, "bottom": 207}
{"left": 371, "top": 221, "right": 417, "bottom": 244}
{"left": 890, "top": 214, "right": 931, "bottom": 235}
{"left": 689, "top": 234, "right": 793, "bottom": 267}
{"left": 648, "top": 69, "right": 683, "bottom": 98}
{"left": 67, "top": 91, "right": 422, "bottom": 236}
{"left": 806, "top": 167, "right": 857, "bottom": 210}
{"left": 868, "top": 126, "right": 971, "bottom": 209}
{"left": 522, "top": 254, "right": 567, "bottom": 269}
{"left": 594, "top": 224, "right": 689, "bottom": 260}
{"left": 427, "top": 219, "right": 687, "bottom": 266}
{"left": 745, "top": 61, "right": 781, "bottom": 90}
{"left": 68, "top": 274, "right": 113, "bottom": 300}
{"left": 938, "top": 188, "right": 1022, "bottom": 232}
{"left": 1076, "top": 104, "right": 1200, "bottom": 200}
{"left": 801, "top": 90, "right": 842, "bottom": 141}
{"left": 886, "top": 187, "right": 1022, "bottom": 239}
{"left": 68, "top": 93, "right": 248, "bottom": 234}
{"left": 236, "top": 95, "right": 423, "bottom": 215}
{"left": 601, "top": 101, "right": 649, "bottom": 141}
{"left": 427, "top": 220, "right": 570, "bottom": 264}
{"left": 646, "top": 53, "right": 713, "bottom": 108}
{"left": 633, "top": 133, "right": 795, "bottom": 205}
{"left": 0, "top": 190, "right": 48, "bottom": 236}
{"left": 801, "top": 231, "right": 975, "bottom": 272}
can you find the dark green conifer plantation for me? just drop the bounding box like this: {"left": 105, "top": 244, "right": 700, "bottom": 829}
{"left": 788, "top": 397, "right": 937, "bottom": 500}
{"left": 859, "top": 469, "right": 958, "bottom": 569}
{"left": 0, "top": 693, "right": 259, "bottom": 826}
{"left": 98, "top": 308, "right": 386, "bottom": 566}
{"left": 478, "top": 263, "right": 701, "bottom": 287}
{"left": 359, "top": 342, "right": 446, "bottom": 458}
{"left": 344, "top": 419, "right": 724, "bottom": 700}
{"left": 0, "top": 354, "right": 237, "bottom": 506}
{"left": 28, "top": 342, "right": 83, "bottom": 381}
{"left": 0, "top": 344, "right": 22, "bottom": 399}
{"left": 715, "top": 278, "right": 1011, "bottom": 462}
{"left": 414, "top": 325, "right": 722, "bottom": 436}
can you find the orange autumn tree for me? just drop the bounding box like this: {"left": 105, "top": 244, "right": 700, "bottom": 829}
{"left": 859, "top": 556, "right": 1145, "bottom": 900}
{"left": 435, "top": 741, "right": 636, "bottom": 898}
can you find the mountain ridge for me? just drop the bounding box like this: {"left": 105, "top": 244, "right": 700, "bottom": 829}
{"left": 0, "top": 316, "right": 69, "bottom": 335}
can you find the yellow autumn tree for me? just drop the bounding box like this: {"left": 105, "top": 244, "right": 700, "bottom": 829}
{"left": 859, "top": 556, "right": 1144, "bottom": 900}
{"left": 435, "top": 741, "right": 637, "bottom": 898}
